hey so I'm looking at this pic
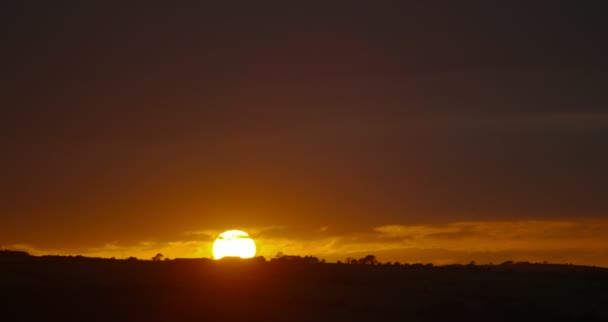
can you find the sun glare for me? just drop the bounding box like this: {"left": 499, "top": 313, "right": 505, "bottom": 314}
{"left": 212, "top": 230, "right": 257, "bottom": 259}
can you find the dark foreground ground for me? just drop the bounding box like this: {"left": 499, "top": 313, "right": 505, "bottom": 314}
{"left": 1, "top": 251, "right": 607, "bottom": 322}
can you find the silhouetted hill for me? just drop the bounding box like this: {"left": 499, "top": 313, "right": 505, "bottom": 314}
{"left": 1, "top": 252, "right": 607, "bottom": 322}
{"left": 0, "top": 250, "right": 30, "bottom": 258}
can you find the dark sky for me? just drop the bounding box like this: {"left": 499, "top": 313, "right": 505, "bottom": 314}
{"left": 1, "top": 1, "right": 607, "bottom": 258}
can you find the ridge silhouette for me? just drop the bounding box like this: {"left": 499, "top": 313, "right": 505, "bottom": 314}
{"left": 1, "top": 250, "right": 607, "bottom": 322}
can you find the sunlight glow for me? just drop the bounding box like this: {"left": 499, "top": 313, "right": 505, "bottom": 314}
{"left": 212, "top": 230, "right": 257, "bottom": 259}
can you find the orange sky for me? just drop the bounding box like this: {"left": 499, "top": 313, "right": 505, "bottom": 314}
{"left": 2, "top": 2, "right": 607, "bottom": 267}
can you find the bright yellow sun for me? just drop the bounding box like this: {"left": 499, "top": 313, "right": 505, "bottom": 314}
{"left": 212, "top": 230, "right": 257, "bottom": 259}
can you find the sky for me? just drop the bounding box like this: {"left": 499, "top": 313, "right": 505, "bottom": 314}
{"left": 2, "top": 2, "right": 608, "bottom": 266}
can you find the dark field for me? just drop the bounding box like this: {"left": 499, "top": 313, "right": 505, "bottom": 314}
{"left": 1, "top": 251, "right": 607, "bottom": 322}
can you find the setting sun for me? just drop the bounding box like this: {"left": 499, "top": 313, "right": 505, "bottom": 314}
{"left": 212, "top": 230, "right": 257, "bottom": 259}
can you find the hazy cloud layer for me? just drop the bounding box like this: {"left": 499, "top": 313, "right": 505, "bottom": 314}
{"left": 6, "top": 219, "right": 607, "bottom": 267}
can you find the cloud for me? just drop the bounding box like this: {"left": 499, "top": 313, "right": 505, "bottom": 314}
{"left": 6, "top": 219, "right": 608, "bottom": 267}
{"left": 262, "top": 220, "right": 608, "bottom": 265}
{"left": 373, "top": 220, "right": 608, "bottom": 251}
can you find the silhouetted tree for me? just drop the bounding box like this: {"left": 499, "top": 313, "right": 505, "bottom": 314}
{"left": 357, "top": 255, "right": 378, "bottom": 265}
{"left": 271, "top": 255, "right": 320, "bottom": 264}
{"left": 253, "top": 256, "right": 266, "bottom": 262}
{"left": 304, "top": 256, "right": 319, "bottom": 264}
{"left": 152, "top": 253, "right": 164, "bottom": 261}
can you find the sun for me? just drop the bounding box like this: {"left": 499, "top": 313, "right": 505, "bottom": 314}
{"left": 212, "top": 230, "right": 257, "bottom": 259}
